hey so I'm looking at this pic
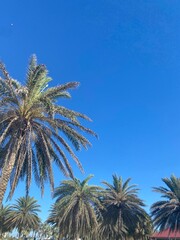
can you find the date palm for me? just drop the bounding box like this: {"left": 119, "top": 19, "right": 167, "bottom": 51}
{"left": 0, "top": 205, "right": 13, "bottom": 239}
{"left": 151, "top": 175, "right": 180, "bottom": 232}
{"left": 47, "top": 175, "right": 103, "bottom": 240}
{"left": 0, "top": 56, "right": 96, "bottom": 203}
{"left": 99, "top": 175, "right": 146, "bottom": 240}
{"left": 8, "top": 196, "right": 41, "bottom": 238}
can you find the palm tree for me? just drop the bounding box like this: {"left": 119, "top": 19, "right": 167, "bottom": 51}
{"left": 8, "top": 196, "right": 41, "bottom": 238}
{"left": 151, "top": 175, "right": 180, "bottom": 232}
{"left": 0, "top": 205, "right": 13, "bottom": 239}
{"left": 99, "top": 175, "right": 146, "bottom": 240}
{"left": 0, "top": 56, "right": 96, "bottom": 203}
{"left": 47, "top": 175, "right": 103, "bottom": 240}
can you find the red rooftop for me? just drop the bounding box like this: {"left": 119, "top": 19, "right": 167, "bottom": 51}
{"left": 151, "top": 229, "right": 180, "bottom": 239}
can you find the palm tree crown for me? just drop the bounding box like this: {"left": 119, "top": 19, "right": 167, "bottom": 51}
{"left": 151, "top": 175, "right": 180, "bottom": 232}
{"left": 8, "top": 196, "right": 41, "bottom": 237}
{"left": 47, "top": 175, "right": 103, "bottom": 239}
{"left": 0, "top": 56, "right": 96, "bottom": 203}
{"left": 99, "top": 175, "right": 146, "bottom": 239}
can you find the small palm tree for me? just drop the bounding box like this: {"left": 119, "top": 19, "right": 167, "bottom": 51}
{"left": 0, "top": 205, "right": 13, "bottom": 239}
{"left": 0, "top": 56, "right": 96, "bottom": 204}
{"left": 8, "top": 196, "right": 41, "bottom": 238}
{"left": 99, "top": 175, "right": 146, "bottom": 240}
{"left": 47, "top": 175, "right": 103, "bottom": 240}
{"left": 151, "top": 175, "right": 180, "bottom": 232}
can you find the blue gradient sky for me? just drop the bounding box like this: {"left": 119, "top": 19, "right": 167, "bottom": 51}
{"left": 1, "top": 0, "right": 180, "bottom": 221}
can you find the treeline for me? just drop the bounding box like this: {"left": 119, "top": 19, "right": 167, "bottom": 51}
{"left": 1, "top": 174, "right": 179, "bottom": 240}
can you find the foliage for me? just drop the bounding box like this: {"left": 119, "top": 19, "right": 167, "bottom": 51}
{"left": 151, "top": 175, "right": 180, "bottom": 232}
{"left": 0, "top": 175, "right": 157, "bottom": 240}
{"left": 130, "top": 213, "right": 153, "bottom": 240}
{"left": 7, "top": 196, "right": 41, "bottom": 238}
{"left": 98, "top": 175, "right": 147, "bottom": 239}
{"left": 0, "top": 205, "right": 13, "bottom": 238}
{"left": 35, "top": 222, "right": 59, "bottom": 239}
{"left": 0, "top": 56, "right": 96, "bottom": 203}
{"left": 47, "top": 175, "right": 103, "bottom": 239}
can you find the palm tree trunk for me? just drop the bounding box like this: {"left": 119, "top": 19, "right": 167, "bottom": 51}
{"left": 118, "top": 209, "right": 122, "bottom": 235}
{"left": 0, "top": 138, "right": 22, "bottom": 204}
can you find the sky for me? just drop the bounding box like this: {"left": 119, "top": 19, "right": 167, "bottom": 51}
{"left": 1, "top": 0, "right": 180, "bottom": 222}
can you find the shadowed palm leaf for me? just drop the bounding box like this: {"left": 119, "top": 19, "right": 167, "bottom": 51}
{"left": 0, "top": 56, "right": 96, "bottom": 203}
{"left": 151, "top": 175, "right": 180, "bottom": 232}
{"left": 47, "top": 175, "right": 103, "bottom": 240}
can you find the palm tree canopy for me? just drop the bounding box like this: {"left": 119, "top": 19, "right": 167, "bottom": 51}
{"left": 151, "top": 175, "right": 180, "bottom": 232}
{"left": 8, "top": 196, "right": 41, "bottom": 233}
{"left": 0, "top": 205, "right": 13, "bottom": 235}
{"left": 99, "top": 175, "right": 146, "bottom": 239}
{"left": 0, "top": 55, "right": 96, "bottom": 201}
{"left": 47, "top": 175, "right": 103, "bottom": 239}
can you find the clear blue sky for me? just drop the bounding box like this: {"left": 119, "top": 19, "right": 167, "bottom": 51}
{"left": 1, "top": 0, "right": 180, "bottom": 221}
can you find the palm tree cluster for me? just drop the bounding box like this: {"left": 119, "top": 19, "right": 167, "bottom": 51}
{"left": 0, "top": 57, "right": 180, "bottom": 239}
{"left": 1, "top": 175, "right": 152, "bottom": 240}
{"left": 46, "top": 174, "right": 180, "bottom": 239}
{"left": 1, "top": 174, "right": 180, "bottom": 240}
{"left": 47, "top": 175, "right": 152, "bottom": 240}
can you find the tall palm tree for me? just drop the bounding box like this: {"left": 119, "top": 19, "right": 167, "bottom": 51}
{"left": 151, "top": 175, "right": 180, "bottom": 232}
{"left": 8, "top": 196, "right": 41, "bottom": 238}
{"left": 0, "top": 205, "right": 13, "bottom": 239}
{"left": 0, "top": 56, "right": 96, "bottom": 203}
{"left": 47, "top": 175, "right": 103, "bottom": 240}
{"left": 99, "top": 175, "right": 146, "bottom": 240}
